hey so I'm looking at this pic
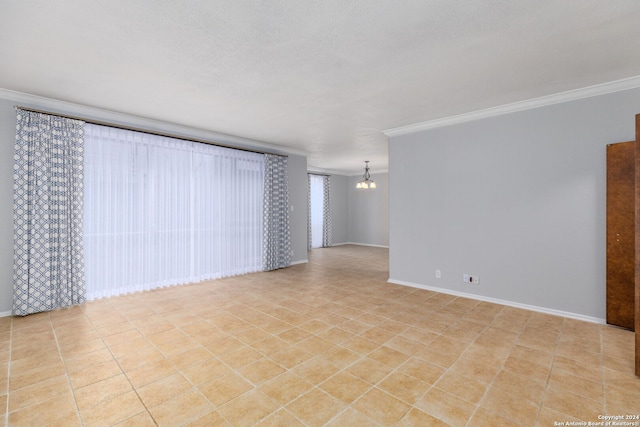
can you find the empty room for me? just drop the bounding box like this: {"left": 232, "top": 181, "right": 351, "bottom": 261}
{"left": 1, "top": 1, "right": 640, "bottom": 426}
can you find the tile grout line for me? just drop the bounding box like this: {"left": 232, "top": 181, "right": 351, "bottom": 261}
{"left": 51, "top": 310, "right": 85, "bottom": 426}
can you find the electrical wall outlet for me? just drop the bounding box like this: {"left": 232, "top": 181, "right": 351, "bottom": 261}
{"left": 463, "top": 274, "right": 479, "bottom": 285}
{"left": 435, "top": 270, "right": 441, "bottom": 279}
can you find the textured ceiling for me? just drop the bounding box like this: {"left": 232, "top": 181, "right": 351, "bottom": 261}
{"left": 1, "top": 1, "right": 640, "bottom": 174}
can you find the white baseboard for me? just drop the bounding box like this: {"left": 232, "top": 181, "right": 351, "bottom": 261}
{"left": 0, "top": 311, "right": 12, "bottom": 318}
{"left": 332, "top": 242, "right": 390, "bottom": 249}
{"left": 290, "top": 259, "right": 308, "bottom": 266}
{"left": 388, "top": 278, "right": 605, "bottom": 325}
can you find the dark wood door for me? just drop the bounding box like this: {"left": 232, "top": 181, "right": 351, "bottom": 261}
{"left": 607, "top": 141, "right": 635, "bottom": 330}
{"left": 635, "top": 114, "right": 640, "bottom": 377}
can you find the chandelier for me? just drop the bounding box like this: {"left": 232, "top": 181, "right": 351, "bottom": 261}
{"left": 356, "top": 161, "right": 376, "bottom": 189}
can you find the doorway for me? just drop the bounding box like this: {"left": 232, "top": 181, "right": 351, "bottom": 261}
{"left": 308, "top": 174, "right": 331, "bottom": 249}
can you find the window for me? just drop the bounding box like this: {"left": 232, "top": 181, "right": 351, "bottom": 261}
{"left": 83, "top": 124, "right": 265, "bottom": 299}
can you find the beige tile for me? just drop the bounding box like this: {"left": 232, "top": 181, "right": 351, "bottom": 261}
{"left": 318, "top": 346, "right": 361, "bottom": 369}
{"left": 396, "top": 407, "right": 450, "bottom": 426}
{"left": 542, "top": 385, "right": 603, "bottom": 421}
{"left": 489, "top": 369, "right": 545, "bottom": 405}
{"left": 199, "top": 372, "right": 253, "bottom": 407}
{"left": 340, "top": 336, "right": 380, "bottom": 355}
{"left": 352, "top": 387, "right": 411, "bottom": 425}
{"left": 468, "top": 408, "right": 522, "bottom": 427}
{"left": 378, "top": 370, "right": 430, "bottom": 405}
{"left": 604, "top": 383, "right": 640, "bottom": 414}
{"left": 255, "top": 409, "right": 304, "bottom": 427}
{"left": 168, "top": 345, "right": 214, "bottom": 370}
{"left": 295, "top": 335, "right": 336, "bottom": 354}
{"left": 184, "top": 410, "right": 231, "bottom": 427}
{"left": 548, "top": 367, "right": 604, "bottom": 403}
{"left": 344, "top": 356, "right": 394, "bottom": 385}
{"left": 260, "top": 371, "right": 312, "bottom": 405}
{"left": 316, "top": 327, "right": 355, "bottom": 345}
{"left": 480, "top": 384, "right": 541, "bottom": 426}
{"left": 9, "top": 359, "right": 66, "bottom": 390}
{"left": 125, "top": 357, "right": 177, "bottom": 388}
{"left": 325, "top": 408, "right": 378, "bottom": 426}
{"left": 218, "top": 389, "right": 279, "bottom": 427}
{"left": 220, "top": 346, "right": 266, "bottom": 371}
{"left": 113, "top": 411, "right": 157, "bottom": 426}
{"left": 148, "top": 390, "right": 213, "bottom": 426}
{"left": 3, "top": 246, "right": 623, "bottom": 427}
{"left": 74, "top": 374, "right": 133, "bottom": 411}
{"left": 552, "top": 354, "right": 602, "bottom": 382}
{"left": 8, "top": 392, "right": 76, "bottom": 426}
{"left": 268, "top": 346, "right": 313, "bottom": 369}
{"left": 337, "top": 319, "right": 371, "bottom": 334}
{"left": 59, "top": 336, "right": 108, "bottom": 358}
{"left": 250, "top": 336, "right": 290, "bottom": 355}
{"left": 434, "top": 370, "right": 488, "bottom": 404}
{"left": 367, "top": 345, "right": 410, "bottom": 367}
{"left": 416, "top": 387, "right": 477, "bottom": 427}
{"left": 287, "top": 388, "right": 346, "bottom": 426}
{"left": 8, "top": 375, "right": 70, "bottom": 412}
{"left": 360, "top": 327, "right": 396, "bottom": 345}
{"left": 233, "top": 326, "right": 272, "bottom": 344}
{"left": 237, "top": 358, "right": 286, "bottom": 385}
{"left": 43, "top": 411, "right": 83, "bottom": 427}
{"left": 137, "top": 372, "right": 193, "bottom": 408}
{"left": 399, "top": 356, "right": 447, "bottom": 385}
{"left": 319, "top": 371, "right": 372, "bottom": 404}
{"left": 537, "top": 405, "right": 584, "bottom": 427}
{"left": 79, "top": 390, "right": 146, "bottom": 426}
{"left": 291, "top": 356, "right": 339, "bottom": 385}
{"left": 501, "top": 351, "right": 552, "bottom": 382}
{"left": 116, "top": 347, "right": 166, "bottom": 372}
{"left": 277, "top": 327, "right": 313, "bottom": 344}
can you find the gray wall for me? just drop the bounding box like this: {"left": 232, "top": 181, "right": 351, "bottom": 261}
{"left": 287, "top": 154, "right": 309, "bottom": 263}
{"left": 348, "top": 172, "right": 389, "bottom": 247}
{"left": 0, "top": 99, "right": 15, "bottom": 314}
{"left": 389, "top": 87, "right": 640, "bottom": 321}
{"left": 0, "top": 93, "right": 309, "bottom": 314}
{"left": 305, "top": 172, "right": 387, "bottom": 248}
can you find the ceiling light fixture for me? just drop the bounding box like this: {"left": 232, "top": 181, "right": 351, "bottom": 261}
{"left": 356, "top": 161, "right": 376, "bottom": 189}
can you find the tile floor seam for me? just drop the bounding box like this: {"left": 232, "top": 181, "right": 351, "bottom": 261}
{"left": 463, "top": 322, "right": 524, "bottom": 427}
{"left": 98, "top": 316, "right": 161, "bottom": 427}
{"left": 3, "top": 317, "right": 12, "bottom": 427}
{"left": 50, "top": 312, "right": 85, "bottom": 426}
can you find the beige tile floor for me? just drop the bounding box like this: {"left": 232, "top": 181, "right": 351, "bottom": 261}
{"left": 1, "top": 245, "right": 639, "bottom": 426}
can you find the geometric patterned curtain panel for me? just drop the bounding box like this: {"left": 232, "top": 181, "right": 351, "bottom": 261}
{"left": 13, "top": 109, "right": 86, "bottom": 315}
{"left": 321, "top": 174, "right": 332, "bottom": 247}
{"left": 307, "top": 174, "right": 313, "bottom": 250}
{"left": 263, "top": 154, "right": 291, "bottom": 271}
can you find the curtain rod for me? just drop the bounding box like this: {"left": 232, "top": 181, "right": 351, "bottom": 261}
{"left": 15, "top": 106, "right": 287, "bottom": 158}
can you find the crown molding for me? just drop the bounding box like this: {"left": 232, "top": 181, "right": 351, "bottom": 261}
{"left": 0, "top": 87, "right": 309, "bottom": 157}
{"left": 383, "top": 75, "right": 640, "bottom": 137}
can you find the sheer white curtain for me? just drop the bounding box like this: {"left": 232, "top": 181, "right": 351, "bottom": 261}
{"left": 309, "top": 174, "right": 325, "bottom": 249}
{"left": 83, "top": 124, "right": 264, "bottom": 299}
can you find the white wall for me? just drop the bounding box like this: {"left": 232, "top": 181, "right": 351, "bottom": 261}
{"left": 388, "top": 87, "right": 640, "bottom": 322}
{"left": 0, "top": 91, "right": 309, "bottom": 314}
